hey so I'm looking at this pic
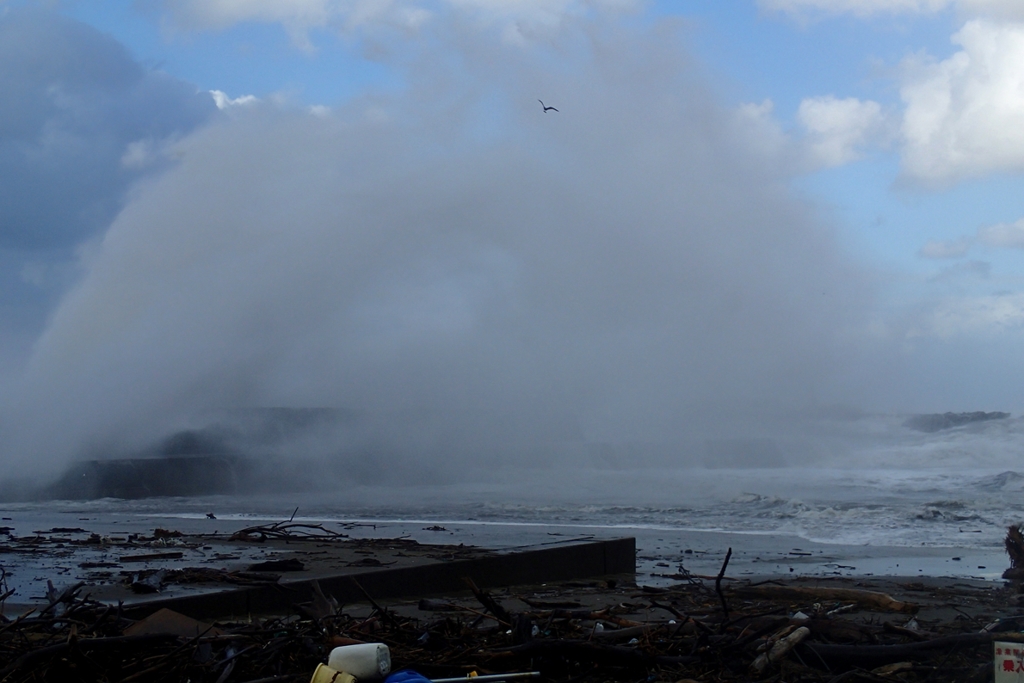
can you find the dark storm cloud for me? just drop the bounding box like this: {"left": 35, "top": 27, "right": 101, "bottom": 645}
{"left": 0, "top": 8, "right": 216, "bottom": 250}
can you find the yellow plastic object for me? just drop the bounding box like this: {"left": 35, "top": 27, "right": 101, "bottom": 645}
{"left": 311, "top": 663, "right": 358, "bottom": 683}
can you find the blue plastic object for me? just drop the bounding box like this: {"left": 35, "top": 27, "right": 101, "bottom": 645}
{"left": 385, "top": 670, "right": 432, "bottom": 683}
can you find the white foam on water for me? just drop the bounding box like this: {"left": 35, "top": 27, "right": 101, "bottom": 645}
{"left": 5, "top": 413, "right": 1023, "bottom": 555}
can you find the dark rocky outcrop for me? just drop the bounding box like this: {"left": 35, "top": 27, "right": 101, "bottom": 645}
{"left": 43, "top": 455, "right": 241, "bottom": 500}
{"left": 903, "top": 411, "right": 1010, "bottom": 433}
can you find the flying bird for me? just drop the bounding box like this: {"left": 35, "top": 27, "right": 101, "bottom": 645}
{"left": 538, "top": 100, "right": 559, "bottom": 113}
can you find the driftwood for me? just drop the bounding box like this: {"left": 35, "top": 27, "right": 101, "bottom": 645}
{"left": 464, "top": 577, "right": 512, "bottom": 625}
{"left": 227, "top": 522, "right": 348, "bottom": 543}
{"left": 715, "top": 547, "right": 732, "bottom": 626}
{"left": 730, "top": 585, "right": 918, "bottom": 613}
{"left": 750, "top": 625, "right": 810, "bottom": 674}
{"left": 591, "top": 623, "right": 665, "bottom": 643}
{"left": 528, "top": 608, "right": 642, "bottom": 628}
{"left": 488, "top": 639, "right": 699, "bottom": 668}
{"left": 803, "top": 617, "right": 880, "bottom": 643}
{"left": 799, "top": 632, "right": 1024, "bottom": 668}
{"left": 882, "top": 620, "right": 936, "bottom": 641}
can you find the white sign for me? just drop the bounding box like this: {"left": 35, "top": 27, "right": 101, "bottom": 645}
{"left": 995, "top": 642, "right": 1024, "bottom": 682}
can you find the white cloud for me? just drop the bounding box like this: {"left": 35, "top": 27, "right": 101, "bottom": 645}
{"left": 964, "top": 0, "right": 1024, "bottom": 19}
{"left": 798, "top": 96, "right": 887, "bottom": 168}
{"left": 899, "top": 20, "right": 1024, "bottom": 183}
{"left": 762, "top": 3, "right": 1024, "bottom": 183}
{"left": 758, "top": 0, "right": 1024, "bottom": 19}
{"left": 925, "top": 293, "right": 1024, "bottom": 337}
{"left": 210, "top": 90, "right": 259, "bottom": 109}
{"left": 920, "top": 237, "right": 971, "bottom": 258}
{"left": 978, "top": 218, "right": 1024, "bottom": 248}
{"left": 167, "top": 1, "right": 433, "bottom": 48}
{"left": 916, "top": 217, "right": 1024, "bottom": 258}
{"left": 160, "top": 0, "right": 637, "bottom": 46}
{"left": 759, "top": 0, "right": 949, "bottom": 18}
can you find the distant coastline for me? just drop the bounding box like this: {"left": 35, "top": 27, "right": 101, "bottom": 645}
{"left": 903, "top": 411, "right": 1010, "bottom": 433}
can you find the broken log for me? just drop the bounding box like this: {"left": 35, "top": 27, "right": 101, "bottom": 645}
{"left": 750, "top": 625, "right": 810, "bottom": 674}
{"left": 464, "top": 577, "right": 512, "bottom": 625}
{"left": 799, "top": 632, "right": 1024, "bottom": 668}
{"left": 730, "top": 585, "right": 918, "bottom": 613}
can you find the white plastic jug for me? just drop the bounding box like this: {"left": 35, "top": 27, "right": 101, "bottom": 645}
{"left": 327, "top": 643, "right": 391, "bottom": 680}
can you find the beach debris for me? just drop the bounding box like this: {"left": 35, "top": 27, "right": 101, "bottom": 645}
{"left": 872, "top": 661, "right": 913, "bottom": 675}
{"left": 385, "top": 671, "right": 432, "bottom": 683}
{"left": 130, "top": 569, "right": 166, "bottom": 593}
{"left": 312, "top": 663, "right": 357, "bottom": 683}
{"left": 119, "top": 551, "right": 185, "bottom": 563}
{"left": 517, "top": 597, "right": 582, "bottom": 609}
{"left": 431, "top": 673, "right": 540, "bottom": 683}
{"left": 749, "top": 625, "right": 810, "bottom": 674}
{"left": 227, "top": 521, "right": 348, "bottom": 543}
{"left": 3, "top": 546, "right": 1024, "bottom": 683}
{"left": 327, "top": 642, "right": 391, "bottom": 679}
{"left": 123, "top": 607, "right": 223, "bottom": 638}
{"left": 246, "top": 557, "right": 305, "bottom": 572}
{"left": 152, "top": 528, "right": 183, "bottom": 539}
{"left": 125, "top": 566, "right": 283, "bottom": 593}
{"left": 731, "top": 584, "right": 919, "bottom": 613}
{"left": 465, "top": 577, "right": 512, "bottom": 625}
{"left": 297, "top": 579, "right": 341, "bottom": 621}
{"left": 714, "top": 547, "right": 732, "bottom": 625}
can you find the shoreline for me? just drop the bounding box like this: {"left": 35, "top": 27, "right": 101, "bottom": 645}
{"left": 3, "top": 506, "right": 1023, "bottom": 681}
{"left": 3, "top": 550, "right": 1020, "bottom": 682}
{"left": 0, "top": 504, "right": 1015, "bottom": 609}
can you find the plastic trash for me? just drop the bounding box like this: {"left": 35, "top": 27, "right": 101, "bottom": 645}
{"left": 431, "top": 673, "right": 540, "bottom": 683}
{"left": 328, "top": 643, "right": 391, "bottom": 680}
{"left": 384, "top": 671, "right": 433, "bottom": 683}
{"left": 311, "top": 663, "right": 356, "bottom": 683}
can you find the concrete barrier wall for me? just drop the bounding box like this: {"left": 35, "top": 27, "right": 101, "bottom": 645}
{"left": 123, "top": 537, "right": 636, "bottom": 620}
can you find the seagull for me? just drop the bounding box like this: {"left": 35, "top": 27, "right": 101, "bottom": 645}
{"left": 538, "top": 100, "right": 559, "bottom": 113}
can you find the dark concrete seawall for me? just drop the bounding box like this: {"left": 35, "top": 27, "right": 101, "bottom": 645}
{"left": 122, "top": 537, "right": 636, "bottom": 620}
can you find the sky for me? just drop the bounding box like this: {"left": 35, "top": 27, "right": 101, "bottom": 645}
{"left": 2, "top": 0, "right": 1024, "bottom": 477}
